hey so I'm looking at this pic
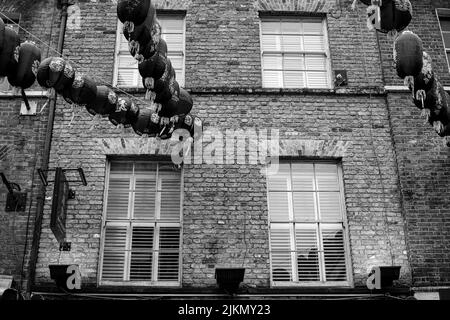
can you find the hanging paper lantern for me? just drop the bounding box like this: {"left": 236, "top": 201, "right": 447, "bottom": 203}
{"left": 364, "top": 0, "right": 412, "bottom": 35}
{"left": 394, "top": 31, "right": 423, "bottom": 83}
{"left": 138, "top": 52, "right": 167, "bottom": 82}
{"left": 131, "top": 106, "right": 150, "bottom": 135}
{"left": 147, "top": 112, "right": 161, "bottom": 137}
{"left": 160, "top": 88, "right": 192, "bottom": 118}
{"left": 135, "top": 20, "right": 162, "bottom": 60}
{"left": 36, "top": 57, "right": 53, "bottom": 88}
{"left": 69, "top": 74, "right": 98, "bottom": 106}
{"left": 117, "top": 0, "right": 151, "bottom": 33}
{"left": 0, "top": 26, "right": 20, "bottom": 77}
{"left": 108, "top": 97, "right": 138, "bottom": 127}
{"left": 7, "top": 41, "right": 41, "bottom": 89}
{"left": 54, "top": 60, "right": 75, "bottom": 93}
{"left": 429, "top": 91, "right": 450, "bottom": 137}
{"left": 48, "top": 57, "right": 67, "bottom": 88}
{"left": 123, "top": 2, "right": 156, "bottom": 54}
{"left": 86, "top": 85, "right": 110, "bottom": 115}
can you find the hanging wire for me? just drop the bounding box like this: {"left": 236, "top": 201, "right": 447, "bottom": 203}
{"left": 0, "top": 11, "right": 152, "bottom": 107}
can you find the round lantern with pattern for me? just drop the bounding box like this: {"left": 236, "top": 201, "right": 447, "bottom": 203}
{"left": 117, "top": 0, "right": 152, "bottom": 33}
{"left": 7, "top": 41, "right": 41, "bottom": 89}
{"left": 394, "top": 31, "right": 423, "bottom": 86}
{"left": 0, "top": 25, "right": 20, "bottom": 77}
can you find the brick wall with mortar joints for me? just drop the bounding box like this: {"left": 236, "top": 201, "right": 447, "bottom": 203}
{"left": 7, "top": 0, "right": 409, "bottom": 290}
{"left": 34, "top": 92, "right": 410, "bottom": 288}
{"left": 386, "top": 92, "right": 450, "bottom": 286}
{"left": 0, "top": 0, "right": 60, "bottom": 290}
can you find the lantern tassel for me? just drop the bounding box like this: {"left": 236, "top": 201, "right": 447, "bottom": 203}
{"left": 123, "top": 21, "right": 134, "bottom": 34}
{"left": 351, "top": 0, "right": 357, "bottom": 11}
{"left": 416, "top": 90, "right": 426, "bottom": 107}
{"left": 387, "top": 30, "right": 398, "bottom": 41}
{"left": 404, "top": 76, "right": 414, "bottom": 97}
{"left": 433, "top": 121, "right": 444, "bottom": 135}
{"left": 420, "top": 108, "right": 431, "bottom": 122}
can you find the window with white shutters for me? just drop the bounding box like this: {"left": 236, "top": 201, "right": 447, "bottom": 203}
{"left": 438, "top": 11, "right": 450, "bottom": 72}
{"left": 113, "top": 14, "right": 185, "bottom": 88}
{"left": 100, "top": 161, "right": 182, "bottom": 285}
{"left": 260, "top": 17, "right": 331, "bottom": 89}
{"left": 267, "top": 161, "right": 350, "bottom": 286}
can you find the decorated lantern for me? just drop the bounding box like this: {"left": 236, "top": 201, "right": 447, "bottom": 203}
{"left": 108, "top": 97, "right": 138, "bottom": 127}
{"left": 86, "top": 85, "right": 111, "bottom": 115}
{"left": 123, "top": 2, "right": 156, "bottom": 57}
{"left": 411, "top": 52, "right": 435, "bottom": 109}
{"left": 160, "top": 88, "right": 193, "bottom": 118}
{"left": 53, "top": 60, "right": 75, "bottom": 93}
{"left": 132, "top": 106, "right": 151, "bottom": 135}
{"left": 36, "top": 57, "right": 53, "bottom": 88}
{"left": 362, "top": 0, "right": 412, "bottom": 35}
{"left": 68, "top": 74, "right": 97, "bottom": 106}
{"left": 394, "top": 31, "right": 423, "bottom": 91}
{"left": 117, "top": 0, "right": 152, "bottom": 33}
{"left": 147, "top": 112, "right": 162, "bottom": 137}
{"left": 7, "top": 41, "right": 41, "bottom": 89}
{"left": 135, "top": 21, "right": 162, "bottom": 60}
{"left": 0, "top": 25, "right": 20, "bottom": 77}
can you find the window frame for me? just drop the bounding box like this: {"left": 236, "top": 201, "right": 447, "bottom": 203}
{"left": 98, "top": 159, "right": 184, "bottom": 287}
{"left": 266, "top": 160, "right": 353, "bottom": 287}
{"left": 112, "top": 13, "right": 186, "bottom": 88}
{"left": 437, "top": 8, "right": 450, "bottom": 73}
{"left": 258, "top": 15, "right": 333, "bottom": 89}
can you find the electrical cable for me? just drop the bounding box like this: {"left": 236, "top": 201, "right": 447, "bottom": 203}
{"left": 0, "top": 11, "right": 156, "bottom": 107}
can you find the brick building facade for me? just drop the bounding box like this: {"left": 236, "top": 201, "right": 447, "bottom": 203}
{"left": 0, "top": 0, "right": 449, "bottom": 300}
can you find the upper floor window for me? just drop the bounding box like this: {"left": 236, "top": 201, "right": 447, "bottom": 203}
{"left": 437, "top": 10, "right": 450, "bottom": 72}
{"left": 114, "top": 14, "right": 185, "bottom": 88}
{"left": 99, "top": 160, "right": 182, "bottom": 286}
{"left": 267, "top": 161, "right": 351, "bottom": 286}
{"left": 0, "top": 13, "right": 20, "bottom": 93}
{"left": 260, "top": 17, "right": 331, "bottom": 89}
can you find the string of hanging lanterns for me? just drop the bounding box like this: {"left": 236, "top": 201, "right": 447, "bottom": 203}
{"left": 0, "top": 0, "right": 203, "bottom": 141}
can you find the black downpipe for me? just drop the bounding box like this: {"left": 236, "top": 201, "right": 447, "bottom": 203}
{"left": 27, "top": 0, "right": 69, "bottom": 294}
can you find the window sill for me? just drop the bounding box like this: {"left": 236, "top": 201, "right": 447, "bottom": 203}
{"left": 271, "top": 281, "right": 352, "bottom": 288}
{"left": 0, "top": 90, "right": 47, "bottom": 98}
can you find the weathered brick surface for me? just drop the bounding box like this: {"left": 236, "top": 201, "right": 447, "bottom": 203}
{"left": 0, "top": 0, "right": 58, "bottom": 290}
{"left": 376, "top": 0, "right": 450, "bottom": 286}
{"left": 8, "top": 0, "right": 450, "bottom": 293}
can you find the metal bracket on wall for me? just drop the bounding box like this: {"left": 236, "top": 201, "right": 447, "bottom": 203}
{"left": 1, "top": 173, "right": 27, "bottom": 212}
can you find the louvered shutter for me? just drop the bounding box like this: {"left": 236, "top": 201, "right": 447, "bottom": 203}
{"left": 102, "top": 224, "right": 127, "bottom": 280}
{"left": 270, "top": 225, "right": 292, "bottom": 282}
{"left": 296, "top": 226, "right": 320, "bottom": 281}
{"left": 106, "top": 177, "right": 130, "bottom": 220}
{"left": 134, "top": 178, "right": 156, "bottom": 219}
{"left": 130, "top": 226, "right": 154, "bottom": 281}
{"left": 159, "top": 169, "right": 181, "bottom": 222}
{"left": 322, "top": 227, "right": 346, "bottom": 281}
{"left": 158, "top": 227, "right": 180, "bottom": 281}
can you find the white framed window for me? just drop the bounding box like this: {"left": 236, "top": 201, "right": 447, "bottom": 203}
{"left": 0, "top": 13, "right": 20, "bottom": 93}
{"left": 99, "top": 160, "right": 183, "bottom": 286}
{"left": 437, "top": 10, "right": 450, "bottom": 72}
{"left": 260, "top": 16, "right": 332, "bottom": 89}
{"left": 113, "top": 14, "right": 186, "bottom": 88}
{"left": 267, "top": 161, "right": 351, "bottom": 286}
